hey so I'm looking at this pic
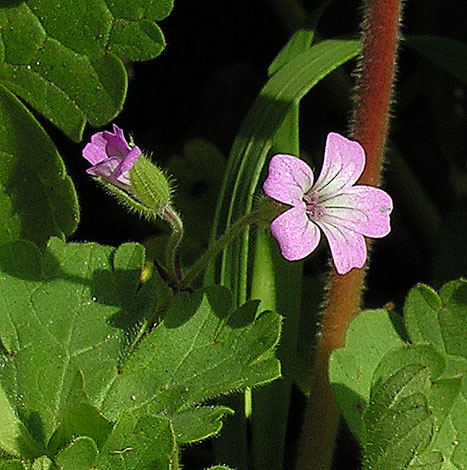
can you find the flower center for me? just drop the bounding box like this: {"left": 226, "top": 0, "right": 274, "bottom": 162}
{"left": 303, "top": 193, "right": 324, "bottom": 221}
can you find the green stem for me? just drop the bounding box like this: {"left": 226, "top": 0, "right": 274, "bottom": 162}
{"left": 161, "top": 205, "right": 184, "bottom": 284}
{"left": 181, "top": 210, "right": 261, "bottom": 289}
{"left": 297, "top": 0, "right": 404, "bottom": 468}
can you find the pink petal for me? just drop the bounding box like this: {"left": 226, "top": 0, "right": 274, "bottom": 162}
{"left": 313, "top": 133, "right": 365, "bottom": 196}
{"left": 102, "top": 125, "right": 132, "bottom": 157}
{"left": 320, "top": 186, "right": 393, "bottom": 237}
{"left": 83, "top": 125, "right": 132, "bottom": 166}
{"left": 82, "top": 137, "right": 108, "bottom": 164}
{"left": 317, "top": 222, "right": 367, "bottom": 274}
{"left": 263, "top": 154, "right": 314, "bottom": 206}
{"left": 115, "top": 146, "right": 141, "bottom": 178}
{"left": 86, "top": 157, "right": 121, "bottom": 180}
{"left": 270, "top": 205, "right": 321, "bottom": 261}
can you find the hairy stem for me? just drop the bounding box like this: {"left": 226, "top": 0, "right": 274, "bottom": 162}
{"left": 297, "top": 1, "right": 403, "bottom": 468}
{"left": 161, "top": 205, "right": 184, "bottom": 285}
{"left": 181, "top": 210, "right": 261, "bottom": 288}
{"left": 351, "top": 0, "right": 403, "bottom": 184}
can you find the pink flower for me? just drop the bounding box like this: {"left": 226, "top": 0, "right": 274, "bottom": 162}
{"left": 263, "top": 132, "right": 393, "bottom": 275}
{"left": 82, "top": 124, "right": 141, "bottom": 189}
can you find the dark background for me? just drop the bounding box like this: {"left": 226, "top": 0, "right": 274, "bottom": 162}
{"left": 53, "top": 1, "right": 467, "bottom": 467}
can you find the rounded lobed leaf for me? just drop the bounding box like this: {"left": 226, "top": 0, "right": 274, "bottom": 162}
{"left": 0, "top": 0, "right": 174, "bottom": 140}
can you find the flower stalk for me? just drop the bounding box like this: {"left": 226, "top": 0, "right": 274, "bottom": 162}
{"left": 181, "top": 209, "right": 264, "bottom": 289}
{"left": 297, "top": 0, "right": 404, "bottom": 469}
{"left": 161, "top": 205, "right": 184, "bottom": 284}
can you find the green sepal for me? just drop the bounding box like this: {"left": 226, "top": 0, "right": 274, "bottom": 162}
{"left": 94, "top": 155, "right": 173, "bottom": 222}
{"left": 129, "top": 156, "right": 172, "bottom": 213}
{"left": 96, "top": 178, "right": 159, "bottom": 221}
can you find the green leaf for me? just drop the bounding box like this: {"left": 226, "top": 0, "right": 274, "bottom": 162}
{"left": 0, "top": 382, "right": 41, "bottom": 459}
{"left": 105, "top": 1, "right": 173, "bottom": 61}
{"left": 206, "top": 467, "right": 234, "bottom": 470}
{"left": 268, "top": 0, "right": 332, "bottom": 76}
{"left": 362, "top": 363, "right": 434, "bottom": 470}
{"left": 438, "top": 280, "right": 467, "bottom": 358}
{"left": 410, "top": 452, "right": 444, "bottom": 470}
{"left": 0, "top": 0, "right": 173, "bottom": 140}
{"left": 362, "top": 343, "right": 452, "bottom": 470}
{"left": 46, "top": 371, "right": 94, "bottom": 455}
{"left": 427, "top": 377, "right": 462, "bottom": 433}
{"left": 333, "top": 281, "right": 467, "bottom": 468}
{"left": 268, "top": 28, "right": 313, "bottom": 76}
{"left": 0, "top": 461, "right": 28, "bottom": 470}
{"left": 404, "top": 280, "right": 467, "bottom": 469}
{"left": 0, "top": 238, "right": 160, "bottom": 446}
{"left": 405, "top": 35, "right": 467, "bottom": 85}
{"left": 404, "top": 283, "right": 444, "bottom": 348}
{"left": 31, "top": 456, "right": 55, "bottom": 470}
{"left": 96, "top": 413, "right": 177, "bottom": 470}
{"left": 170, "top": 406, "right": 234, "bottom": 444}
{"left": 0, "top": 86, "right": 79, "bottom": 248}
{"left": 47, "top": 400, "right": 113, "bottom": 457}
{"left": 0, "top": 237, "right": 280, "bottom": 462}
{"left": 100, "top": 287, "right": 281, "bottom": 429}
{"left": 332, "top": 281, "right": 467, "bottom": 469}
{"left": 371, "top": 343, "right": 447, "bottom": 388}
{"left": 55, "top": 436, "right": 98, "bottom": 470}
{"left": 329, "top": 309, "right": 406, "bottom": 440}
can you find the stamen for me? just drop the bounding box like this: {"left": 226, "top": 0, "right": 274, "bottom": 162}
{"left": 303, "top": 192, "right": 324, "bottom": 221}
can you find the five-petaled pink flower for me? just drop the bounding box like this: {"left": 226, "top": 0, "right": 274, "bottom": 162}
{"left": 263, "top": 132, "right": 393, "bottom": 275}
{"left": 83, "top": 124, "right": 141, "bottom": 190}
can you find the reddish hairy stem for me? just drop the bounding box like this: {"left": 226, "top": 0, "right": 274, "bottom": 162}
{"left": 297, "top": 268, "right": 366, "bottom": 469}
{"left": 352, "top": 0, "right": 403, "bottom": 185}
{"left": 297, "top": 1, "right": 403, "bottom": 469}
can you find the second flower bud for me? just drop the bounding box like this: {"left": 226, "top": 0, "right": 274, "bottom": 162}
{"left": 83, "top": 124, "right": 172, "bottom": 218}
